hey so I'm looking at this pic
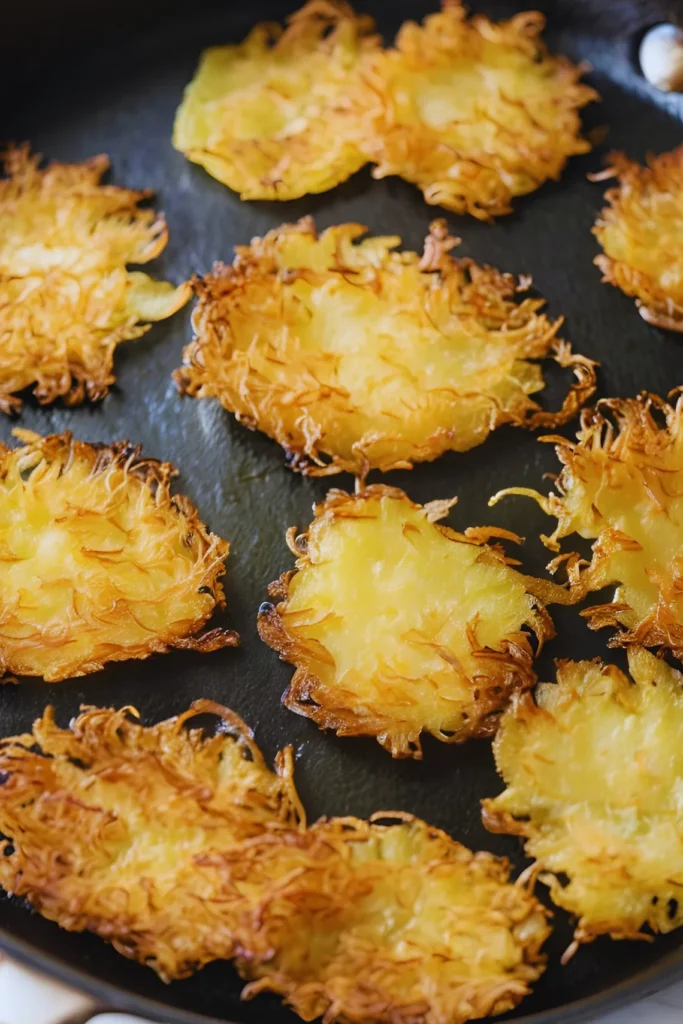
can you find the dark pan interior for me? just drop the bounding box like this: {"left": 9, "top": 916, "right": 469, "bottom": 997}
{"left": 2, "top": 1, "right": 683, "bottom": 1021}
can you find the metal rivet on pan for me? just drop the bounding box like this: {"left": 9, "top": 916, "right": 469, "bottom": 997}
{"left": 640, "top": 23, "right": 683, "bottom": 92}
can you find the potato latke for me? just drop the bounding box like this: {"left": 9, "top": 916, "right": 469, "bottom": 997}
{"left": 176, "top": 218, "right": 596, "bottom": 476}
{"left": 0, "top": 430, "right": 236, "bottom": 681}
{"left": 0, "top": 702, "right": 302, "bottom": 980}
{"left": 491, "top": 393, "right": 683, "bottom": 657}
{"left": 0, "top": 146, "right": 190, "bottom": 413}
{"left": 593, "top": 148, "right": 683, "bottom": 331}
{"left": 234, "top": 815, "right": 551, "bottom": 1023}
{"left": 361, "top": 1, "right": 597, "bottom": 219}
{"left": 484, "top": 647, "right": 683, "bottom": 954}
{"left": 172, "top": 0, "right": 378, "bottom": 200}
{"left": 258, "top": 485, "right": 564, "bottom": 757}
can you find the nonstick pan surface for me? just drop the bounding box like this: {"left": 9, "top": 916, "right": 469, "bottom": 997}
{"left": 2, "top": 2, "right": 683, "bottom": 1021}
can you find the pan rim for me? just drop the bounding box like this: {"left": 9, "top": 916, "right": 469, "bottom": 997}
{"left": 1, "top": 924, "right": 682, "bottom": 1024}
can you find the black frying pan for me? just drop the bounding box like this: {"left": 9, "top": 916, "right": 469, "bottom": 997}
{"left": 2, "top": 2, "right": 683, "bottom": 1021}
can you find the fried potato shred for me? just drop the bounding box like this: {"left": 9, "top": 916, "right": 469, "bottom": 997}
{"left": 0, "top": 430, "right": 237, "bottom": 682}
{"left": 593, "top": 148, "right": 683, "bottom": 331}
{"left": 360, "top": 1, "right": 597, "bottom": 219}
{"left": 233, "top": 815, "right": 551, "bottom": 1024}
{"left": 258, "top": 485, "right": 566, "bottom": 757}
{"left": 483, "top": 647, "right": 683, "bottom": 954}
{"left": 491, "top": 393, "right": 683, "bottom": 657}
{"left": 176, "top": 218, "right": 597, "bottom": 476}
{"left": 0, "top": 702, "right": 303, "bottom": 980}
{"left": 0, "top": 146, "right": 190, "bottom": 414}
{"left": 172, "top": 0, "right": 378, "bottom": 200}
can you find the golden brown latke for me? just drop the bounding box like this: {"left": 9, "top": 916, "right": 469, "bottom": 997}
{"left": 483, "top": 647, "right": 683, "bottom": 956}
{"left": 258, "top": 485, "right": 565, "bottom": 758}
{"left": 0, "top": 430, "right": 237, "bottom": 682}
{"left": 175, "top": 218, "right": 597, "bottom": 477}
{"left": 232, "top": 815, "right": 551, "bottom": 1024}
{"left": 0, "top": 145, "right": 190, "bottom": 414}
{"left": 359, "top": 1, "right": 597, "bottom": 219}
{"left": 172, "top": 0, "right": 378, "bottom": 200}
{"left": 491, "top": 393, "right": 683, "bottom": 658}
{"left": 0, "top": 702, "right": 303, "bottom": 980}
{"left": 593, "top": 148, "right": 683, "bottom": 331}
